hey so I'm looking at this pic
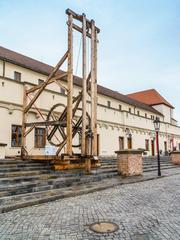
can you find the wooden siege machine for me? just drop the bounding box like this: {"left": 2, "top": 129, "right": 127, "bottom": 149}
{"left": 21, "top": 9, "right": 100, "bottom": 171}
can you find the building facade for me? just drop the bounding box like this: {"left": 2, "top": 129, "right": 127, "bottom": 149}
{"left": 0, "top": 46, "right": 180, "bottom": 157}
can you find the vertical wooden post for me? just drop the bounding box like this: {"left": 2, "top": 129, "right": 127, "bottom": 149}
{"left": 82, "top": 13, "right": 87, "bottom": 156}
{"left": 91, "top": 20, "right": 97, "bottom": 156}
{"left": 94, "top": 28, "right": 98, "bottom": 156}
{"left": 67, "top": 13, "right": 73, "bottom": 156}
{"left": 21, "top": 85, "right": 27, "bottom": 159}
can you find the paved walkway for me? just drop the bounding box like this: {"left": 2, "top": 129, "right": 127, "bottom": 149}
{"left": 0, "top": 174, "right": 180, "bottom": 240}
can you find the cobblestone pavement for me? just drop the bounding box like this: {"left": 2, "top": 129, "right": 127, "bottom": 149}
{"left": 0, "top": 175, "right": 180, "bottom": 240}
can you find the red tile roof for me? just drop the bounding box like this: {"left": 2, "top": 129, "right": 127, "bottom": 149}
{"left": 127, "top": 89, "right": 174, "bottom": 109}
{"left": 0, "top": 46, "right": 163, "bottom": 115}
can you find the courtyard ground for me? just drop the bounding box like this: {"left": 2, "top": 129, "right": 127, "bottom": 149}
{"left": 0, "top": 174, "right": 180, "bottom": 240}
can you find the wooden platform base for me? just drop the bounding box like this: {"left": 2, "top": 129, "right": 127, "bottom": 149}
{"left": 23, "top": 155, "right": 101, "bottom": 171}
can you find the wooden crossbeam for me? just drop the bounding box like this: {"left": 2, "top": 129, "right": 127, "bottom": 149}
{"left": 72, "top": 23, "right": 91, "bottom": 39}
{"left": 27, "top": 73, "right": 67, "bottom": 94}
{"left": 66, "top": 8, "right": 100, "bottom": 33}
{"left": 25, "top": 120, "right": 66, "bottom": 127}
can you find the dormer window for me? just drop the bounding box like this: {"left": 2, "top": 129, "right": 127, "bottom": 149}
{"left": 151, "top": 115, "right": 155, "bottom": 120}
{"left": 107, "top": 101, "right": 111, "bottom": 108}
{"left": 14, "top": 71, "right": 21, "bottom": 81}
{"left": 129, "top": 108, "right": 131, "bottom": 113}
{"left": 60, "top": 87, "right": 65, "bottom": 95}
{"left": 38, "top": 79, "right": 44, "bottom": 85}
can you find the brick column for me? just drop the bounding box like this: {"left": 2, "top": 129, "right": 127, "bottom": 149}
{"left": 171, "top": 151, "right": 180, "bottom": 165}
{"left": 115, "top": 149, "right": 144, "bottom": 176}
{"left": 0, "top": 143, "right": 7, "bottom": 159}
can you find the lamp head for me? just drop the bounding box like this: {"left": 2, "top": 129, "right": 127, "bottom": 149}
{"left": 153, "top": 117, "right": 160, "bottom": 132}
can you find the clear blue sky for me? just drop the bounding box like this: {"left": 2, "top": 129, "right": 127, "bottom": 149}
{"left": 0, "top": 0, "right": 180, "bottom": 121}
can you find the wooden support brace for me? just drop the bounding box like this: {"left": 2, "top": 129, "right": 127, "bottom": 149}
{"left": 25, "top": 51, "right": 68, "bottom": 113}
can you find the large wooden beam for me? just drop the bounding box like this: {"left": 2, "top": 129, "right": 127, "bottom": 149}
{"left": 81, "top": 13, "right": 87, "bottom": 156}
{"left": 25, "top": 120, "right": 66, "bottom": 127}
{"left": 66, "top": 8, "right": 100, "bottom": 33}
{"left": 66, "top": 13, "right": 73, "bottom": 156}
{"left": 21, "top": 85, "right": 28, "bottom": 158}
{"left": 27, "top": 73, "right": 67, "bottom": 94}
{"left": 91, "top": 20, "right": 98, "bottom": 156}
{"left": 94, "top": 29, "right": 98, "bottom": 156}
{"left": 72, "top": 23, "right": 91, "bottom": 39}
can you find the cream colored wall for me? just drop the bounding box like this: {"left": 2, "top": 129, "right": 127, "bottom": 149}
{"left": 153, "top": 104, "right": 171, "bottom": 123}
{"left": 0, "top": 60, "right": 3, "bottom": 76}
{"left": 0, "top": 60, "right": 180, "bottom": 156}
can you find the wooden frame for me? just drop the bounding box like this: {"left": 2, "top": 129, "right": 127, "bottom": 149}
{"left": 21, "top": 9, "right": 100, "bottom": 171}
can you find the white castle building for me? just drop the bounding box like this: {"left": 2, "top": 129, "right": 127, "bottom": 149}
{"left": 0, "top": 46, "right": 180, "bottom": 157}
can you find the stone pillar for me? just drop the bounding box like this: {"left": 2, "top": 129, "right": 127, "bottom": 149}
{"left": 115, "top": 149, "right": 144, "bottom": 176}
{"left": 171, "top": 151, "right": 180, "bottom": 165}
{"left": 0, "top": 143, "right": 7, "bottom": 159}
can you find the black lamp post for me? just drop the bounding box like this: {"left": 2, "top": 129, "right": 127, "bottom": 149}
{"left": 153, "top": 117, "right": 161, "bottom": 176}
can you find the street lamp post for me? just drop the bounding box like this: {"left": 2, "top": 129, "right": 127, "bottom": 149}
{"left": 153, "top": 117, "right": 161, "bottom": 177}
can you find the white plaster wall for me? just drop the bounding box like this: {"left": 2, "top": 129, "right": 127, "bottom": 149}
{"left": 153, "top": 104, "right": 171, "bottom": 123}
{"left": 0, "top": 60, "right": 3, "bottom": 76}
{"left": 0, "top": 60, "right": 180, "bottom": 157}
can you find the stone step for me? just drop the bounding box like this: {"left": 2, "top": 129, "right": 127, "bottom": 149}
{"left": 0, "top": 165, "right": 51, "bottom": 173}
{"left": 143, "top": 163, "right": 175, "bottom": 169}
{"left": 1, "top": 167, "right": 180, "bottom": 214}
{"left": 0, "top": 171, "right": 118, "bottom": 199}
{"left": 0, "top": 169, "right": 53, "bottom": 178}
{"left": 143, "top": 165, "right": 178, "bottom": 172}
{"left": 0, "top": 173, "right": 62, "bottom": 184}
{"left": 0, "top": 163, "right": 50, "bottom": 168}
{"left": 0, "top": 159, "right": 42, "bottom": 164}
{"left": 143, "top": 160, "right": 171, "bottom": 164}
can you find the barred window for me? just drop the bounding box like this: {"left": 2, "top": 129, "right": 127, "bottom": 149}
{"left": 107, "top": 101, "right": 111, "bottom": 108}
{"left": 11, "top": 125, "right": 22, "bottom": 147}
{"left": 14, "top": 71, "right": 21, "bottom": 81}
{"left": 38, "top": 79, "right": 44, "bottom": 85}
{"left": 35, "top": 128, "right": 46, "bottom": 148}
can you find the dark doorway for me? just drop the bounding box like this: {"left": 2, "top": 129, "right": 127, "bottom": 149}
{"left": 127, "top": 137, "right": 132, "bottom": 149}
{"left": 151, "top": 140, "right": 155, "bottom": 156}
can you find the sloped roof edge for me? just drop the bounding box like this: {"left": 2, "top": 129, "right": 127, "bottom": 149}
{"left": 0, "top": 46, "right": 163, "bottom": 116}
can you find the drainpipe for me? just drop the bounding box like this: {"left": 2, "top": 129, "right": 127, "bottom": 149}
{"left": 3, "top": 60, "right": 5, "bottom": 77}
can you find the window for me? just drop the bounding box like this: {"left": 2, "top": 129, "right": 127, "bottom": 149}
{"left": 137, "top": 111, "right": 140, "bottom": 116}
{"left": 60, "top": 87, "right": 65, "bottom": 95}
{"left": 151, "top": 115, "right": 154, "bottom": 120}
{"left": 145, "top": 113, "right": 147, "bottom": 118}
{"left": 129, "top": 108, "right": 131, "bottom": 113}
{"left": 14, "top": 71, "right": 21, "bottom": 81}
{"left": 35, "top": 128, "right": 46, "bottom": 148}
{"left": 127, "top": 136, "right": 132, "bottom": 149}
{"left": 145, "top": 139, "right": 149, "bottom": 151}
{"left": 179, "top": 143, "right": 180, "bottom": 151}
{"left": 38, "top": 79, "right": 44, "bottom": 85}
{"left": 119, "top": 105, "right": 122, "bottom": 111}
{"left": 11, "top": 125, "right": 22, "bottom": 147}
{"left": 107, "top": 101, "right": 111, "bottom": 108}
